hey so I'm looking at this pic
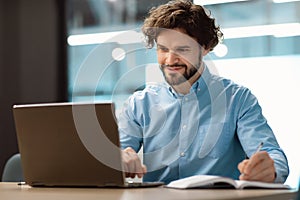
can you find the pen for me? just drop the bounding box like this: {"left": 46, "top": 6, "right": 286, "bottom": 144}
{"left": 240, "top": 142, "right": 264, "bottom": 177}
{"left": 255, "top": 142, "right": 264, "bottom": 153}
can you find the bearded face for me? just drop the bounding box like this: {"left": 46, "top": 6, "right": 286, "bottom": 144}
{"left": 156, "top": 28, "right": 204, "bottom": 87}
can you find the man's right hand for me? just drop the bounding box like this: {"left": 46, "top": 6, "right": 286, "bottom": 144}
{"left": 121, "top": 147, "right": 147, "bottom": 178}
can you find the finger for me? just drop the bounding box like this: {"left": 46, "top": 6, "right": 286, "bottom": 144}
{"left": 238, "top": 159, "right": 249, "bottom": 175}
{"left": 241, "top": 152, "right": 276, "bottom": 182}
{"left": 251, "top": 156, "right": 274, "bottom": 175}
{"left": 124, "top": 148, "right": 142, "bottom": 172}
{"left": 137, "top": 164, "right": 147, "bottom": 178}
{"left": 122, "top": 148, "right": 136, "bottom": 175}
{"left": 239, "top": 153, "right": 265, "bottom": 179}
{"left": 242, "top": 164, "right": 275, "bottom": 182}
{"left": 249, "top": 167, "right": 276, "bottom": 182}
{"left": 125, "top": 147, "right": 136, "bottom": 154}
{"left": 122, "top": 147, "right": 145, "bottom": 178}
{"left": 130, "top": 151, "right": 143, "bottom": 173}
{"left": 243, "top": 151, "right": 266, "bottom": 175}
{"left": 142, "top": 164, "right": 147, "bottom": 173}
{"left": 247, "top": 158, "right": 275, "bottom": 181}
{"left": 122, "top": 152, "right": 135, "bottom": 178}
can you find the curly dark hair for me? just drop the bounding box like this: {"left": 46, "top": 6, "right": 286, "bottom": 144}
{"left": 142, "top": 0, "right": 223, "bottom": 51}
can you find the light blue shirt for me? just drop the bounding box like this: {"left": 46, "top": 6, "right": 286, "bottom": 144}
{"left": 118, "top": 65, "right": 289, "bottom": 184}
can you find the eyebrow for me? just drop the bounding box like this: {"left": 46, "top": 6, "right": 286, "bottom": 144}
{"left": 156, "top": 43, "right": 191, "bottom": 49}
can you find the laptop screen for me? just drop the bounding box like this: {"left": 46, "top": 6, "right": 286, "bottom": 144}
{"left": 13, "top": 102, "right": 126, "bottom": 187}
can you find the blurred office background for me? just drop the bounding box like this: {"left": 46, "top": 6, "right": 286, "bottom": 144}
{"left": 1, "top": 0, "right": 299, "bottom": 187}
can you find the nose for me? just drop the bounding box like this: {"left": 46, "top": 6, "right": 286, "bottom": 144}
{"left": 165, "top": 51, "right": 179, "bottom": 65}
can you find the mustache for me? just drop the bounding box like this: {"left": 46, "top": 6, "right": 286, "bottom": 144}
{"left": 161, "top": 64, "right": 186, "bottom": 68}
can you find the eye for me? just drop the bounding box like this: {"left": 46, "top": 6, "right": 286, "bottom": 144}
{"left": 176, "top": 48, "right": 191, "bottom": 54}
{"left": 157, "top": 46, "right": 169, "bottom": 52}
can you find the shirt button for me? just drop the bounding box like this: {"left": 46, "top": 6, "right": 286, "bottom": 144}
{"left": 182, "top": 125, "right": 187, "bottom": 130}
{"left": 185, "top": 97, "right": 188, "bottom": 101}
{"left": 180, "top": 152, "right": 185, "bottom": 157}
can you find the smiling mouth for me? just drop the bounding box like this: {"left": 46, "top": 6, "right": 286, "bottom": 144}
{"left": 161, "top": 64, "right": 186, "bottom": 71}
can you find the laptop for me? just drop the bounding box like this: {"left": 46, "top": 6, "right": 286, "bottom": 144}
{"left": 12, "top": 102, "right": 164, "bottom": 188}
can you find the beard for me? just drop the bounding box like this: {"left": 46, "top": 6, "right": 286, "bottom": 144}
{"left": 160, "top": 62, "right": 201, "bottom": 86}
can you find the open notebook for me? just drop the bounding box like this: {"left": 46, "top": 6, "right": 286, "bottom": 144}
{"left": 12, "top": 102, "right": 163, "bottom": 188}
{"left": 166, "top": 175, "right": 290, "bottom": 189}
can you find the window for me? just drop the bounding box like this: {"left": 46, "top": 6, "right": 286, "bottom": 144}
{"left": 66, "top": 0, "right": 168, "bottom": 107}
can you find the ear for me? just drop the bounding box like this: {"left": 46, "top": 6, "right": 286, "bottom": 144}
{"left": 202, "top": 49, "right": 210, "bottom": 56}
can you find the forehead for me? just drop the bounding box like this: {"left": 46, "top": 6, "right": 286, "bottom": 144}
{"left": 156, "top": 28, "right": 199, "bottom": 48}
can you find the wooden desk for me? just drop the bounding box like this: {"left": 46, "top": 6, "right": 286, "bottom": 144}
{"left": 0, "top": 182, "right": 297, "bottom": 200}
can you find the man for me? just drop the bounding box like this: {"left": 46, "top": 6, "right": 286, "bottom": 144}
{"left": 118, "top": 0, "right": 289, "bottom": 184}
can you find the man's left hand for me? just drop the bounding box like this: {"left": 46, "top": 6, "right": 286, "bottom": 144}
{"left": 238, "top": 151, "right": 276, "bottom": 183}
